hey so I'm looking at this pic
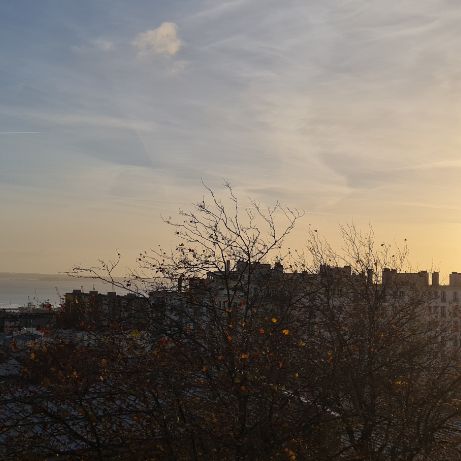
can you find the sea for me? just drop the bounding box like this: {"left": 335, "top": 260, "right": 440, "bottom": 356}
{"left": 0, "top": 273, "right": 128, "bottom": 309}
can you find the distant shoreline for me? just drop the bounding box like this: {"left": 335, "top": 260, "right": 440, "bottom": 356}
{"left": 0, "top": 273, "right": 125, "bottom": 280}
{"left": 0, "top": 272, "right": 87, "bottom": 278}
{"left": 0, "top": 274, "right": 129, "bottom": 306}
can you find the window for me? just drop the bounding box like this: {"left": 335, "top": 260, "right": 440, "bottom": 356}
{"left": 441, "top": 291, "right": 447, "bottom": 303}
{"left": 441, "top": 305, "right": 447, "bottom": 318}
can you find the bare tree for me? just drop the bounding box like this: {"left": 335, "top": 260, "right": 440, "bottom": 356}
{"left": 3, "top": 188, "right": 461, "bottom": 460}
{"left": 300, "top": 225, "right": 461, "bottom": 461}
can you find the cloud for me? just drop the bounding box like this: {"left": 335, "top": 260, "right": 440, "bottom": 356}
{"left": 1, "top": 107, "right": 154, "bottom": 132}
{"left": 0, "top": 131, "right": 40, "bottom": 135}
{"left": 45, "top": 113, "right": 153, "bottom": 132}
{"left": 72, "top": 38, "right": 114, "bottom": 54}
{"left": 93, "top": 39, "right": 114, "bottom": 52}
{"left": 133, "top": 22, "right": 182, "bottom": 57}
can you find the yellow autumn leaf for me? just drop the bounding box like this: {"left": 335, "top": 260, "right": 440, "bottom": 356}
{"left": 284, "top": 448, "right": 297, "bottom": 461}
{"left": 282, "top": 329, "right": 289, "bottom": 336}
{"left": 271, "top": 317, "right": 278, "bottom": 323}
{"left": 130, "top": 329, "right": 141, "bottom": 338}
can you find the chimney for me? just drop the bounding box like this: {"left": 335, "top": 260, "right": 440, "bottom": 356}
{"left": 382, "top": 268, "right": 391, "bottom": 286}
{"left": 367, "top": 268, "right": 373, "bottom": 284}
{"left": 432, "top": 272, "right": 439, "bottom": 287}
{"left": 449, "top": 272, "right": 461, "bottom": 287}
{"left": 274, "top": 261, "right": 284, "bottom": 274}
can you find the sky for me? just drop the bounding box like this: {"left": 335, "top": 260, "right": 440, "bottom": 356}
{"left": 1, "top": 0, "right": 461, "bottom": 277}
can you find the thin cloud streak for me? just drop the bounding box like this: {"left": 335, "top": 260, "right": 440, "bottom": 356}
{"left": 0, "top": 132, "right": 41, "bottom": 135}
{"left": 0, "top": 108, "right": 154, "bottom": 133}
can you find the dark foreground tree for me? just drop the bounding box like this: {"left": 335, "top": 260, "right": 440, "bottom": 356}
{"left": 1, "top": 186, "right": 461, "bottom": 460}
{"left": 301, "top": 227, "right": 461, "bottom": 460}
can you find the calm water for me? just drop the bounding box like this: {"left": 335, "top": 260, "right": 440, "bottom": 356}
{"left": 0, "top": 273, "right": 127, "bottom": 308}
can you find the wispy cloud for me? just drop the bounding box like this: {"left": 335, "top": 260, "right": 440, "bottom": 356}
{"left": 72, "top": 38, "right": 115, "bottom": 54}
{"left": 1, "top": 108, "right": 154, "bottom": 132}
{"left": 133, "top": 22, "right": 182, "bottom": 57}
{"left": 0, "top": 131, "right": 41, "bottom": 135}
{"left": 93, "top": 39, "right": 114, "bottom": 52}
{"left": 47, "top": 114, "right": 153, "bottom": 132}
